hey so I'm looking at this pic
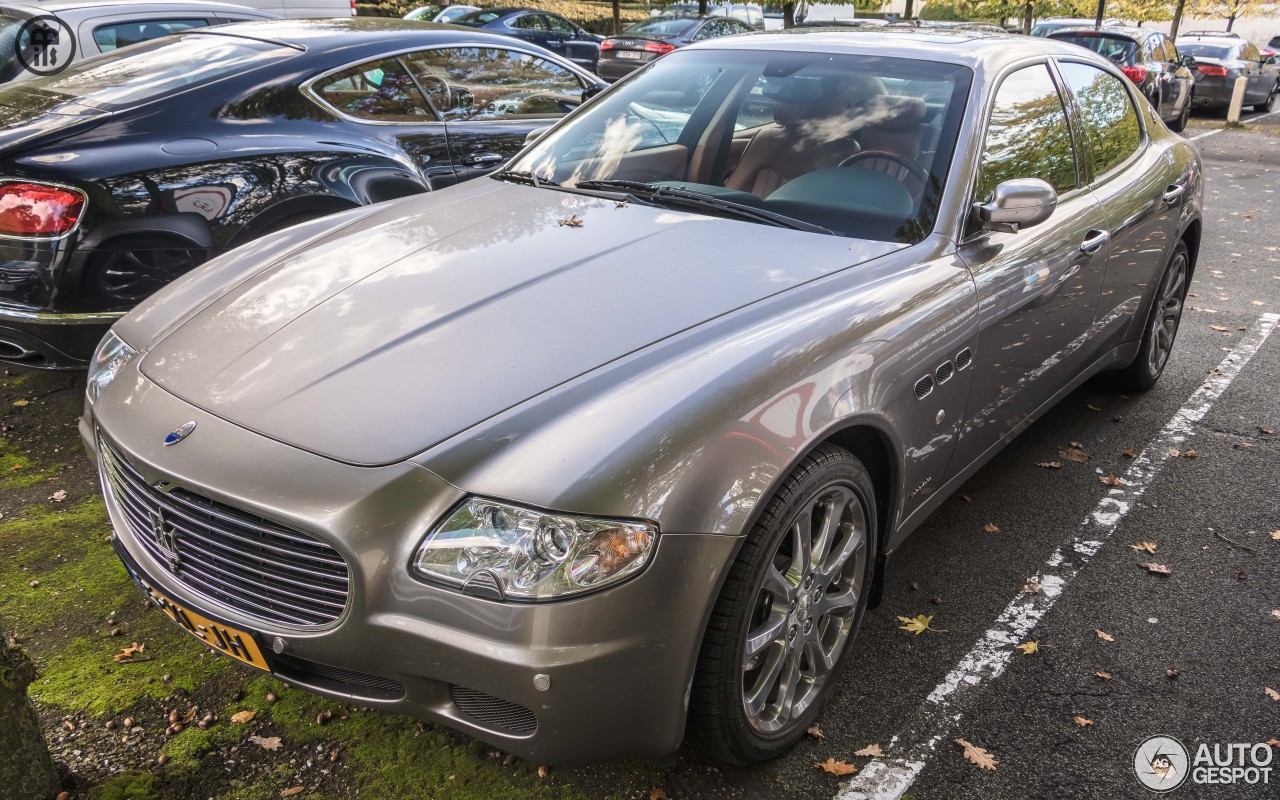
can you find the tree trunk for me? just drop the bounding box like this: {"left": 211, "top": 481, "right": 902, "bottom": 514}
{"left": 1170, "top": 0, "right": 1187, "bottom": 39}
{"left": 0, "top": 632, "right": 60, "bottom": 800}
{"left": 698, "top": 0, "right": 708, "bottom": 15}
{"left": 612, "top": 0, "right": 621, "bottom": 34}
{"left": 783, "top": 1, "right": 796, "bottom": 28}
{"left": 1022, "top": 1, "right": 1032, "bottom": 35}
{"left": 1226, "top": 13, "right": 1236, "bottom": 32}
{"left": 903, "top": 0, "right": 914, "bottom": 21}
{"left": 1093, "top": 0, "right": 1106, "bottom": 29}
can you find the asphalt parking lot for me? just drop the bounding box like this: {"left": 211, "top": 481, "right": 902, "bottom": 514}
{"left": 1, "top": 110, "right": 1277, "bottom": 800}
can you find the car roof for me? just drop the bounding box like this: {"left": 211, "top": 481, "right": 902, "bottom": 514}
{"left": 1048, "top": 25, "right": 1156, "bottom": 41}
{"left": 5, "top": 0, "right": 271, "bottom": 12}
{"left": 181, "top": 16, "right": 556, "bottom": 47}
{"left": 700, "top": 26, "right": 1099, "bottom": 68}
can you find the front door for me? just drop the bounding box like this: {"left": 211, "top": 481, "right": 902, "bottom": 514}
{"left": 952, "top": 62, "right": 1110, "bottom": 470}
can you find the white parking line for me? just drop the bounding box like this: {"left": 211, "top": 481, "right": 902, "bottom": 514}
{"left": 1190, "top": 107, "right": 1280, "bottom": 141}
{"left": 836, "top": 312, "right": 1280, "bottom": 800}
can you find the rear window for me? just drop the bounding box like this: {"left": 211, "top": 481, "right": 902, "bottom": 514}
{"left": 1051, "top": 32, "right": 1137, "bottom": 65}
{"left": 0, "top": 33, "right": 296, "bottom": 110}
{"left": 93, "top": 18, "right": 209, "bottom": 52}
{"left": 1178, "top": 43, "right": 1233, "bottom": 60}
{"left": 622, "top": 17, "right": 699, "bottom": 37}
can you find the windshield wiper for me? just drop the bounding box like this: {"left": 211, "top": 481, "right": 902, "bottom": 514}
{"left": 573, "top": 180, "right": 832, "bottom": 235}
{"left": 492, "top": 170, "right": 559, "bottom": 187}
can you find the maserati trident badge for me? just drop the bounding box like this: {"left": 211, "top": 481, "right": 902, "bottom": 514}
{"left": 164, "top": 421, "right": 196, "bottom": 446}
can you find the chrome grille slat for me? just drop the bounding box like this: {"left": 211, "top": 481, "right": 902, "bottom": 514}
{"left": 98, "top": 433, "right": 351, "bottom": 627}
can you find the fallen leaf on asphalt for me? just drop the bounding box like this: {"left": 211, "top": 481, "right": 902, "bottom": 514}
{"left": 1122, "top": 448, "right": 1137, "bottom": 458}
{"left": 1073, "top": 716, "right": 1094, "bottom": 728}
{"left": 280, "top": 789, "right": 303, "bottom": 798}
{"left": 814, "top": 758, "right": 858, "bottom": 776}
{"left": 1238, "top": 326, "right": 1249, "bottom": 331}
{"left": 1266, "top": 687, "right": 1280, "bottom": 702}
{"left": 49, "top": 489, "right": 67, "bottom": 502}
{"left": 557, "top": 214, "right": 584, "bottom": 227}
{"left": 1270, "top": 530, "right": 1280, "bottom": 541}
{"left": 1070, "top": 441, "right": 1084, "bottom": 448}
{"left": 1268, "top": 739, "right": 1280, "bottom": 750}
{"left": 230, "top": 710, "right": 257, "bottom": 724}
{"left": 1022, "top": 578, "right": 1041, "bottom": 594}
{"left": 1168, "top": 448, "right": 1198, "bottom": 458}
{"left": 1099, "top": 474, "right": 1122, "bottom": 487}
{"left": 249, "top": 735, "right": 282, "bottom": 751}
{"left": 807, "top": 724, "right": 825, "bottom": 740}
{"left": 983, "top": 522, "right": 1001, "bottom": 533}
{"left": 1167, "top": 668, "right": 1180, "bottom": 679}
{"left": 1059, "top": 447, "right": 1089, "bottom": 463}
{"left": 1259, "top": 427, "right": 1276, "bottom": 436}
{"left": 1087, "top": 404, "right": 1101, "bottom": 411}
{"left": 1016, "top": 641, "right": 1039, "bottom": 655}
{"left": 1036, "top": 461, "right": 1062, "bottom": 469}
{"left": 954, "top": 738, "right": 998, "bottom": 771}
{"left": 1210, "top": 325, "right": 1230, "bottom": 332}
{"left": 1271, "top": 610, "right": 1280, "bottom": 620}
{"left": 1095, "top": 629, "right": 1115, "bottom": 642}
{"left": 1139, "top": 562, "right": 1173, "bottom": 575}
{"left": 1130, "top": 542, "right": 1158, "bottom": 554}
{"left": 897, "top": 614, "right": 942, "bottom": 635}
{"left": 649, "top": 789, "right": 668, "bottom": 800}
{"left": 1095, "top": 671, "right": 1112, "bottom": 680}
{"left": 12, "top": 399, "right": 28, "bottom": 407}
{"left": 537, "top": 765, "right": 549, "bottom": 779}
{"left": 961, "top": 495, "right": 971, "bottom": 503}
{"left": 112, "top": 642, "right": 144, "bottom": 662}
{"left": 854, "top": 744, "right": 883, "bottom": 757}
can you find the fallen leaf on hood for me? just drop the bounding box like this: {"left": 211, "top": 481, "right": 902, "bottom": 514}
{"left": 954, "top": 738, "right": 998, "bottom": 771}
{"left": 1266, "top": 687, "right": 1280, "bottom": 702}
{"left": 1095, "top": 671, "right": 1112, "bottom": 680}
{"left": 249, "top": 735, "right": 282, "bottom": 751}
{"left": 1036, "top": 461, "right": 1062, "bottom": 469}
{"left": 1139, "top": 562, "right": 1173, "bottom": 575}
{"left": 983, "top": 522, "right": 1001, "bottom": 533}
{"left": 814, "top": 758, "right": 858, "bottom": 776}
{"left": 1099, "top": 474, "right": 1122, "bottom": 487}
{"left": 230, "top": 710, "right": 257, "bottom": 724}
{"left": 557, "top": 215, "right": 584, "bottom": 228}
{"left": 112, "top": 642, "right": 144, "bottom": 661}
{"left": 854, "top": 743, "right": 883, "bottom": 757}
{"left": 1016, "top": 641, "right": 1039, "bottom": 655}
{"left": 1095, "top": 629, "right": 1115, "bottom": 642}
{"left": 1073, "top": 716, "right": 1094, "bottom": 728}
{"left": 1059, "top": 447, "right": 1089, "bottom": 463}
{"left": 897, "top": 614, "right": 943, "bottom": 635}
{"left": 1130, "top": 541, "right": 1158, "bottom": 554}
{"left": 807, "top": 724, "right": 825, "bottom": 740}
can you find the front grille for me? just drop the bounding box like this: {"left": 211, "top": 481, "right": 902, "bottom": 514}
{"left": 450, "top": 685, "right": 538, "bottom": 735}
{"left": 98, "top": 434, "right": 350, "bottom": 627}
{"left": 271, "top": 653, "right": 404, "bottom": 700}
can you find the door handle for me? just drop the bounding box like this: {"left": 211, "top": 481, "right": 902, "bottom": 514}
{"left": 1162, "top": 183, "right": 1185, "bottom": 203}
{"left": 460, "top": 151, "right": 504, "bottom": 167}
{"left": 1079, "top": 229, "right": 1110, "bottom": 254}
{"left": 546, "top": 40, "right": 564, "bottom": 46}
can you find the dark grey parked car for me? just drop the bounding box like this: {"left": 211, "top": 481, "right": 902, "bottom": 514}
{"left": 84, "top": 28, "right": 1201, "bottom": 765}
{"left": 597, "top": 14, "right": 754, "bottom": 82}
{"left": 1177, "top": 34, "right": 1278, "bottom": 112}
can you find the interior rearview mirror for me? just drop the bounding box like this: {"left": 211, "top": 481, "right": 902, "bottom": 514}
{"left": 972, "top": 178, "right": 1057, "bottom": 234}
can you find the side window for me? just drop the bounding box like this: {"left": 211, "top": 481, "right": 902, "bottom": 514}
{"left": 975, "top": 64, "right": 1077, "bottom": 201}
{"left": 1165, "top": 39, "right": 1179, "bottom": 63}
{"left": 93, "top": 18, "right": 207, "bottom": 52}
{"left": 1057, "top": 61, "right": 1142, "bottom": 178}
{"left": 513, "top": 14, "right": 547, "bottom": 31}
{"left": 1242, "top": 44, "right": 1261, "bottom": 61}
{"left": 403, "top": 48, "right": 583, "bottom": 121}
{"left": 311, "top": 57, "right": 435, "bottom": 122}
{"left": 545, "top": 15, "right": 576, "bottom": 35}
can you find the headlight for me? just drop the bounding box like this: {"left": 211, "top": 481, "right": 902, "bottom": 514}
{"left": 86, "top": 331, "right": 137, "bottom": 403}
{"left": 413, "top": 497, "right": 657, "bottom": 601}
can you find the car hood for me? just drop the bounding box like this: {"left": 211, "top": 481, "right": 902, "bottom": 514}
{"left": 140, "top": 178, "right": 901, "bottom": 466}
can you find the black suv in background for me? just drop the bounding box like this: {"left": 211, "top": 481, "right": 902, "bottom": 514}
{"left": 1049, "top": 26, "right": 1195, "bottom": 131}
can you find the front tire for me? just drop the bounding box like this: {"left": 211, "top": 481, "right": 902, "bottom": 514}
{"left": 1255, "top": 82, "right": 1277, "bottom": 113}
{"left": 1115, "top": 241, "right": 1189, "bottom": 391}
{"left": 1169, "top": 94, "right": 1191, "bottom": 132}
{"left": 689, "top": 444, "right": 876, "bottom": 763}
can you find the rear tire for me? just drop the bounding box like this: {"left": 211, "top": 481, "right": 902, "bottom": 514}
{"left": 1255, "top": 83, "right": 1277, "bottom": 113}
{"left": 1114, "top": 241, "right": 1189, "bottom": 391}
{"left": 689, "top": 445, "right": 876, "bottom": 764}
{"left": 1169, "top": 95, "right": 1191, "bottom": 132}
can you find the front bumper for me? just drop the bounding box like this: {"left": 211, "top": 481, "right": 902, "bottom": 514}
{"left": 81, "top": 367, "right": 737, "bottom": 764}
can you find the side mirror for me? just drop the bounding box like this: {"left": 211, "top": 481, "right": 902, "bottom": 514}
{"left": 524, "top": 126, "right": 552, "bottom": 145}
{"left": 1180, "top": 54, "right": 1198, "bottom": 67}
{"left": 972, "top": 178, "right": 1057, "bottom": 234}
{"left": 1266, "top": 55, "right": 1277, "bottom": 65}
{"left": 582, "top": 81, "right": 609, "bottom": 102}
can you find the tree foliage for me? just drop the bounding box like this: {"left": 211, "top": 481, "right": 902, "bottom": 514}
{"left": 1187, "top": 0, "right": 1268, "bottom": 31}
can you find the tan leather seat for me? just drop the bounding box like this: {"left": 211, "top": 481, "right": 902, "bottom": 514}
{"left": 854, "top": 95, "right": 930, "bottom": 160}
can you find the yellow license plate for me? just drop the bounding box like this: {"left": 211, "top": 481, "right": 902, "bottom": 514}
{"left": 142, "top": 582, "right": 268, "bottom": 671}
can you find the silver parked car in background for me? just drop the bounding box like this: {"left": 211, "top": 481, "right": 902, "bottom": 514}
{"left": 1177, "top": 33, "right": 1279, "bottom": 113}
{"left": 83, "top": 28, "right": 1202, "bottom": 765}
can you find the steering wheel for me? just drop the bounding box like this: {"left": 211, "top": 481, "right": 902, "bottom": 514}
{"left": 417, "top": 74, "right": 452, "bottom": 114}
{"left": 838, "top": 149, "right": 929, "bottom": 186}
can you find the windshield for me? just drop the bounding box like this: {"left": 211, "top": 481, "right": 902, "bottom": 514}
{"left": 509, "top": 49, "right": 971, "bottom": 243}
{"left": 622, "top": 18, "right": 699, "bottom": 37}
{"left": 0, "top": 33, "right": 296, "bottom": 110}
{"left": 1050, "top": 33, "right": 1137, "bottom": 64}
{"left": 1178, "top": 43, "right": 1233, "bottom": 59}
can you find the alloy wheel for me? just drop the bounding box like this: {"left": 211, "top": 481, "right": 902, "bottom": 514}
{"left": 1147, "top": 248, "right": 1187, "bottom": 376}
{"left": 740, "top": 483, "right": 868, "bottom": 735}
{"left": 89, "top": 243, "right": 202, "bottom": 306}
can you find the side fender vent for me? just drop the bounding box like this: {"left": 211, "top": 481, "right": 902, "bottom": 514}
{"left": 955, "top": 347, "right": 974, "bottom": 371}
{"left": 914, "top": 374, "right": 934, "bottom": 400}
{"left": 935, "top": 360, "right": 955, "bottom": 384}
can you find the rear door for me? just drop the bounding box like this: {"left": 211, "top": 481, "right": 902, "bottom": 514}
{"left": 952, "top": 61, "right": 1109, "bottom": 470}
{"left": 1240, "top": 42, "right": 1268, "bottom": 100}
{"left": 403, "top": 46, "right": 587, "bottom": 181}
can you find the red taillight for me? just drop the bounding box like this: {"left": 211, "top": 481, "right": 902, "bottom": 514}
{"left": 1120, "top": 65, "right": 1148, "bottom": 83}
{"left": 1196, "top": 64, "right": 1229, "bottom": 77}
{"left": 643, "top": 42, "right": 676, "bottom": 55}
{"left": 0, "top": 182, "right": 85, "bottom": 238}
{"left": 600, "top": 39, "right": 615, "bottom": 51}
